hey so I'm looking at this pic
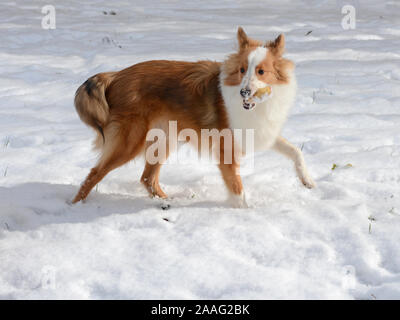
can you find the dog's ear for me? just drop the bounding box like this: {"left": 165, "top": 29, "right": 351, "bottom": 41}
{"left": 237, "top": 26, "right": 249, "bottom": 51}
{"left": 266, "top": 34, "right": 285, "bottom": 56}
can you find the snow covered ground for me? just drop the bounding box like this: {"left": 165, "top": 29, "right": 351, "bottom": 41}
{"left": 1, "top": 0, "right": 400, "bottom": 299}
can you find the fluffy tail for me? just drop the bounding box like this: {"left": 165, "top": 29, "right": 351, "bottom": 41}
{"left": 74, "top": 72, "right": 116, "bottom": 144}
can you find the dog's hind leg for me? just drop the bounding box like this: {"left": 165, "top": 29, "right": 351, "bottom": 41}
{"left": 272, "top": 136, "right": 316, "bottom": 188}
{"left": 140, "top": 140, "right": 170, "bottom": 199}
{"left": 72, "top": 120, "right": 147, "bottom": 203}
{"left": 140, "top": 162, "right": 168, "bottom": 199}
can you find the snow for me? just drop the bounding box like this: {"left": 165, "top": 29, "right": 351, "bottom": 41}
{"left": 1, "top": 0, "right": 400, "bottom": 299}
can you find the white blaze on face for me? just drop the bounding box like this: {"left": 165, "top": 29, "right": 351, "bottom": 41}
{"left": 241, "top": 46, "right": 268, "bottom": 95}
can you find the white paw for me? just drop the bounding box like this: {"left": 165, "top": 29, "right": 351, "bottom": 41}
{"left": 300, "top": 174, "right": 316, "bottom": 189}
{"left": 228, "top": 192, "right": 249, "bottom": 208}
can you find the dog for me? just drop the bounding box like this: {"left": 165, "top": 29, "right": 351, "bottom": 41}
{"left": 72, "top": 27, "right": 315, "bottom": 207}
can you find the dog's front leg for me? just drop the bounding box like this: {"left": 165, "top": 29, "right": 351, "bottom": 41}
{"left": 216, "top": 140, "right": 247, "bottom": 208}
{"left": 272, "top": 136, "right": 316, "bottom": 189}
{"left": 219, "top": 162, "right": 248, "bottom": 208}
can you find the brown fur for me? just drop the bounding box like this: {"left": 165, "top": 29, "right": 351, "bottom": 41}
{"left": 75, "top": 72, "right": 117, "bottom": 143}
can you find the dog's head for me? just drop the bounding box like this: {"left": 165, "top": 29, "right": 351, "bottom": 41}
{"left": 223, "top": 27, "right": 294, "bottom": 110}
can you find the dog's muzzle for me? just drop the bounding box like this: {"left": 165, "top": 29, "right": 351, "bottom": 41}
{"left": 240, "top": 87, "right": 256, "bottom": 110}
{"left": 240, "top": 88, "right": 251, "bottom": 99}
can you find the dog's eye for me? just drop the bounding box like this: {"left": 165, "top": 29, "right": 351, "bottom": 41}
{"left": 240, "top": 67, "right": 245, "bottom": 73}
{"left": 258, "top": 69, "right": 264, "bottom": 75}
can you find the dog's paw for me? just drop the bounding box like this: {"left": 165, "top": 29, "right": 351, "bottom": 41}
{"left": 300, "top": 175, "right": 316, "bottom": 189}
{"left": 228, "top": 192, "right": 249, "bottom": 208}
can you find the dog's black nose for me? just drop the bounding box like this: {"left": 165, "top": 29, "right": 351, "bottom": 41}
{"left": 240, "top": 88, "right": 251, "bottom": 98}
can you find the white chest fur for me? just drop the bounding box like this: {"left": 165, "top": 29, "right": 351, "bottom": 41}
{"left": 219, "top": 70, "right": 297, "bottom": 153}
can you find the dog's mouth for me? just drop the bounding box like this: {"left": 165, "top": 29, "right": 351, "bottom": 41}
{"left": 242, "top": 86, "right": 272, "bottom": 110}
{"left": 243, "top": 99, "right": 256, "bottom": 110}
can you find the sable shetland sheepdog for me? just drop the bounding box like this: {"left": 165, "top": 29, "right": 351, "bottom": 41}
{"left": 72, "top": 27, "right": 315, "bottom": 207}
